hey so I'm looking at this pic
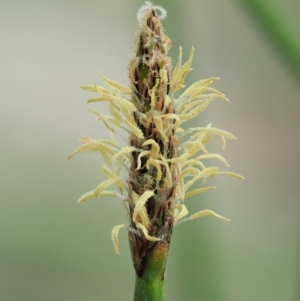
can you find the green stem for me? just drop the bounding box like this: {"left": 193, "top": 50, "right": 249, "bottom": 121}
{"left": 133, "top": 241, "right": 168, "bottom": 301}
{"left": 134, "top": 274, "right": 164, "bottom": 301}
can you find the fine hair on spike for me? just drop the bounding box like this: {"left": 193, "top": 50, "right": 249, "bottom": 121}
{"left": 137, "top": 1, "right": 167, "bottom": 24}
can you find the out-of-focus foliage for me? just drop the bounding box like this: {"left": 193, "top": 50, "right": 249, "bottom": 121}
{"left": 236, "top": 0, "right": 300, "bottom": 82}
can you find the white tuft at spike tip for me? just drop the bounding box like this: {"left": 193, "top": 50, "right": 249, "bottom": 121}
{"left": 137, "top": 2, "right": 167, "bottom": 24}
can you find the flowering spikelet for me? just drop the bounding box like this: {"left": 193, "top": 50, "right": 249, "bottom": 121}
{"left": 67, "top": 1, "right": 243, "bottom": 277}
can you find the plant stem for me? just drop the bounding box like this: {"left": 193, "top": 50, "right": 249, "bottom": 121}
{"left": 133, "top": 241, "right": 169, "bottom": 301}
{"left": 134, "top": 275, "right": 164, "bottom": 301}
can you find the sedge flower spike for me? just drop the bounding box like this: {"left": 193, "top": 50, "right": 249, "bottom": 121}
{"left": 67, "top": 2, "right": 243, "bottom": 300}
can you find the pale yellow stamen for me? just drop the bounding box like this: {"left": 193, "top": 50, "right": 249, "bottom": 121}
{"left": 65, "top": 138, "right": 117, "bottom": 161}
{"left": 153, "top": 116, "right": 168, "bottom": 141}
{"left": 175, "top": 163, "right": 185, "bottom": 201}
{"left": 122, "top": 106, "right": 136, "bottom": 125}
{"left": 221, "top": 135, "right": 226, "bottom": 149}
{"left": 157, "top": 155, "right": 173, "bottom": 187}
{"left": 93, "top": 178, "right": 120, "bottom": 198}
{"left": 202, "top": 133, "right": 213, "bottom": 146}
{"left": 190, "top": 127, "right": 237, "bottom": 140}
{"left": 179, "top": 167, "right": 200, "bottom": 180}
{"left": 79, "top": 82, "right": 111, "bottom": 94}
{"left": 177, "top": 87, "right": 213, "bottom": 113}
{"left": 88, "top": 109, "right": 122, "bottom": 130}
{"left": 175, "top": 127, "right": 185, "bottom": 133}
{"left": 179, "top": 98, "right": 209, "bottom": 115}
{"left": 146, "top": 158, "right": 162, "bottom": 181}
{"left": 182, "top": 169, "right": 201, "bottom": 192}
{"left": 161, "top": 113, "right": 180, "bottom": 129}
{"left": 78, "top": 190, "right": 116, "bottom": 204}
{"left": 175, "top": 210, "right": 230, "bottom": 226}
{"left": 186, "top": 160, "right": 206, "bottom": 170}
{"left": 123, "top": 118, "right": 144, "bottom": 139}
{"left": 78, "top": 190, "right": 94, "bottom": 204}
{"left": 87, "top": 94, "right": 136, "bottom": 112}
{"left": 179, "top": 77, "right": 219, "bottom": 100}
{"left": 171, "top": 47, "right": 195, "bottom": 91}
{"left": 101, "top": 165, "right": 118, "bottom": 178}
{"left": 173, "top": 204, "right": 189, "bottom": 225}
{"left": 172, "top": 47, "right": 182, "bottom": 85}
{"left": 216, "top": 171, "right": 244, "bottom": 180}
{"left": 111, "top": 224, "right": 125, "bottom": 255}
{"left": 183, "top": 167, "right": 220, "bottom": 192}
{"left": 190, "top": 210, "right": 230, "bottom": 222}
{"left": 136, "top": 222, "right": 161, "bottom": 242}
{"left": 109, "top": 103, "right": 123, "bottom": 121}
{"left": 181, "top": 154, "right": 229, "bottom": 168}
{"left": 142, "top": 139, "right": 160, "bottom": 159}
{"left": 150, "top": 78, "right": 160, "bottom": 108}
{"left": 185, "top": 140, "right": 208, "bottom": 156}
{"left": 136, "top": 151, "right": 151, "bottom": 170}
{"left": 184, "top": 186, "right": 216, "bottom": 199}
{"left": 101, "top": 166, "right": 125, "bottom": 195}
{"left": 159, "top": 69, "right": 168, "bottom": 83}
{"left": 98, "top": 72, "right": 131, "bottom": 94}
{"left": 132, "top": 191, "right": 154, "bottom": 225}
{"left": 132, "top": 191, "right": 150, "bottom": 229}
{"left": 199, "top": 166, "right": 220, "bottom": 178}
{"left": 162, "top": 95, "right": 172, "bottom": 111}
{"left": 179, "top": 101, "right": 212, "bottom": 122}
{"left": 113, "top": 146, "right": 137, "bottom": 160}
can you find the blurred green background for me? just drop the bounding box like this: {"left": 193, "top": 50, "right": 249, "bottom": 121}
{"left": 1, "top": 0, "right": 299, "bottom": 300}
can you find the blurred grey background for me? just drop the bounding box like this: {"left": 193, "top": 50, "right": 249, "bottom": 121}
{"left": 1, "top": 0, "right": 299, "bottom": 300}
